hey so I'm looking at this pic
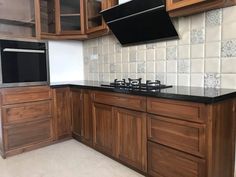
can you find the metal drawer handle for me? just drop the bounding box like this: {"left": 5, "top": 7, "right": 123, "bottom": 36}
{"left": 3, "top": 48, "right": 45, "bottom": 54}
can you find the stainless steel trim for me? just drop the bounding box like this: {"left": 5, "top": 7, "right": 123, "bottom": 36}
{"left": 106, "top": 5, "right": 165, "bottom": 24}
{"left": 3, "top": 48, "right": 45, "bottom": 53}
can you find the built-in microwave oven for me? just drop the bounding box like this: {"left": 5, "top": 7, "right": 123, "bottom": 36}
{"left": 0, "top": 40, "right": 49, "bottom": 87}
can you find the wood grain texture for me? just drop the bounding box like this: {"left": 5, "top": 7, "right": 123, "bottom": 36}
{"left": 2, "top": 101, "right": 52, "bottom": 124}
{"left": 147, "top": 114, "right": 206, "bottom": 158}
{"left": 147, "top": 97, "right": 207, "bottom": 123}
{"left": 93, "top": 103, "right": 114, "bottom": 156}
{"left": 114, "top": 108, "right": 147, "bottom": 172}
{"left": 166, "top": 0, "right": 206, "bottom": 11}
{"left": 93, "top": 91, "right": 147, "bottom": 112}
{"left": 53, "top": 87, "right": 72, "bottom": 140}
{"left": 148, "top": 142, "right": 206, "bottom": 177}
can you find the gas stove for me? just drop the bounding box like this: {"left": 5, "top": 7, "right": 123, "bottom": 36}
{"left": 101, "top": 78, "right": 172, "bottom": 92}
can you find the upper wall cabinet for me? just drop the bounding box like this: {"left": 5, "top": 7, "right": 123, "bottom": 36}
{"left": 35, "top": 0, "right": 118, "bottom": 40}
{"left": 166, "top": 0, "right": 236, "bottom": 17}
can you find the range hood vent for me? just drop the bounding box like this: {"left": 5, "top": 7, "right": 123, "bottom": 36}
{"left": 101, "top": 0, "right": 178, "bottom": 46}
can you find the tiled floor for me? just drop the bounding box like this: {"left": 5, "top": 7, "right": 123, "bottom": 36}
{"left": 0, "top": 140, "right": 143, "bottom": 177}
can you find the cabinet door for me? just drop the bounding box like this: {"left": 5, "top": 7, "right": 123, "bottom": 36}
{"left": 71, "top": 89, "right": 83, "bottom": 139}
{"left": 114, "top": 108, "right": 147, "bottom": 172}
{"left": 35, "top": 0, "right": 57, "bottom": 38}
{"left": 166, "top": 0, "right": 206, "bottom": 11}
{"left": 93, "top": 103, "right": 114, "bottom": 156}
{"left": 58, "top": 0, "right": 85, "bottom": 34}
{"left": 53, "top": 87, "right": 71, "bottom": 140}
{"left": 82, "top": 90, "right": 93, "bottom": 145}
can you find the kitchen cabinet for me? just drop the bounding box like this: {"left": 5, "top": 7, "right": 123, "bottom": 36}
{"left": 71, "top": 89, "right": 93, "bottom": 146}
{"left": 52, "top": 87, "right": 72, "bottom": 140}
{"left": 0, "top": 86, "right": 53, "bottom": 158}
{"left": 167, "top": 0, "right": 236, "bottom": 17}
{"left": 114, "top": 108, "right": 147, "bottom": 172}
{"left": 93, "top": 103, "right": 114, "bottom": 156}
{"left": 35, "top": 0, "right": 118, "bottom": 40}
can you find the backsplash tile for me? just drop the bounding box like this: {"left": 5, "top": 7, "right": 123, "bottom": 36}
{"left": 84, "top": 6, "right": 236, "bottom": 89}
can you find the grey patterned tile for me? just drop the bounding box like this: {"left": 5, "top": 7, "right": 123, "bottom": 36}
{"left": 178, "top": 60, "right": 190, "bottom": 73}
{"left": 166, "top": 46, "right": 177, "bottom": 60}
{"left": 206, "top": 9, "right": 222, "bottom": 26}
{"left": 137, "top": 62, "right": 146, "bottom": 73}
{"left": 204, "top": 73, "right": 220, "bottom": 88}
{"left": 155, "top": 73, "right": 166, "bottom": 84}
{"left": 191, "top": 29, "right": 205, "bottom": 44}
{"left": 221, "top": 40, "right": 236, "bottom": 57}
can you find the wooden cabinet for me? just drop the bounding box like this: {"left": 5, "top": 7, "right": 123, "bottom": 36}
{"left": 35, "top": 0, "right": 118, "bottom": 40}
{"left": 167, "top": 0, "right": 236, "bottom": 17}
{"left": 53, "top": 87, "right": 71, "bottom": 140}
{"left": 114, "top": 108, "right": 147, "bottom": 172}
{"left": 0, "top": 86, "right": 53, "bottom": 158}
{"left": 92, "top": 103, "right": 114, "bottom": 156}
{"left": 71, "top": 89, "right": 93, "bottom": 146}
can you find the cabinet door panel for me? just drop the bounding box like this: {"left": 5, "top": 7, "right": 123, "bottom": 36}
{"left": 148, "top": 142, "right": 206, "bottom": 177}
{"left": 114, "top": 108, "right": 147, "bottom": 172}
{"left": 53, "top": 87, "right": 71, "bottom": 140}
{"left": 71, "top": 89, "right": 83, "bottom": 138}
{"left": 166, "top": 0, "right": 206, "bottom": 11}
{"left": 93, "top": 103, "right": 114, "bottom": 156}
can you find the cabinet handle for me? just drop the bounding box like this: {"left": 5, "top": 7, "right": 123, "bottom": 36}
{"left": 3, "top": 48, "right": 45, "bottom": 53}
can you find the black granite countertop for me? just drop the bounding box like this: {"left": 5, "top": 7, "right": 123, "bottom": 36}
{"left": 50, "top": 80, "right": 236, "bottom": 104}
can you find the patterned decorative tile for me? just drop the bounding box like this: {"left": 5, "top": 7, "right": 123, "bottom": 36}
{"left": 178, "top": 60, "right": 190, "bottom": 73}
{"left": 221, "top": 40, "right": 236, "bottom": 57}
{"left": 137, "top": 62, "right": 146, "bottom": 73}
{"left": 191, "top": 29, "right": 205, "bottom": 44}
{"left": 166, "top": 47, "right": 177, "bottom": 60}
{"left": 204, "top": 73, "right": 221, "bottom": 88}
{"left": 155, "top": 73, "right": 166, "bottom": 84}
{"left": 206, "top": 9, "right": 222, "bottom": 26}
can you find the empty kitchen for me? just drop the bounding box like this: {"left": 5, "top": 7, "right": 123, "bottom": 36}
{"left": 0, "top": 0, "right": 236, "bottom": 177}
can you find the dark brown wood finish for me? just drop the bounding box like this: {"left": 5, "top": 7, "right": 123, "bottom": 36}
{"left": 114, "top": 108, "right": 147, "bottom": 172}
{"left": 52, "top": 87, "right": 72, "bottom": 140}
{"left": 93, "top": 103, "right": 114, "bottom": 156}
{"left": 148, "top": 142, "right": 206, "bottom": 177}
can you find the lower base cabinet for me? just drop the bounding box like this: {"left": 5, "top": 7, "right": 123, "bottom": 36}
{"left": 148, "top": 142, "right": 206, "bottom": 177}
{"left": 114, "top": 108, "right": 147, "bottom": 172}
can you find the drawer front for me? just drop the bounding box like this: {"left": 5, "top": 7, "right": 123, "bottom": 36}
{"left": 2, "top": 101, "right": 52, "bottom": 124}
{"left": 148, "top": 142, "right": 206, "bottom": 177}
{"left": 147, "top": 98, "right": 207, "bottom": 123}
{"left": 4, "top": 119, "right": 52, "bottom": 151}
{"left": 93, "top": 91, "right": 146, "bottom": 112}
{"left": 147, "top": 114, "right": 205, "bottom": 157}
{"left": 1, "top": 86, "right": 51, "bottom": 105}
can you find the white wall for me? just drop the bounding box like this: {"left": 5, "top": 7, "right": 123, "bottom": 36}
{"left": 48, "top": 40, "right": 84, "bottom": 83}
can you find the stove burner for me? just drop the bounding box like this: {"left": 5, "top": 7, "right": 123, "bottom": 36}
{"left": 101, "top": 78, "right": 172, "bottom": 91}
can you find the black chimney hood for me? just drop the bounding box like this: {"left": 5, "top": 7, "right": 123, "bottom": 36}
{"left": 101, "top": 0, "right": 178, "bottom": 46}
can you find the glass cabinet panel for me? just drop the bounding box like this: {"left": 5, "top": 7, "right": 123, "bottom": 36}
{"left": 60, "top": 0, "right": 81, "bottom": 32}
{"left": 39, "top": 0, "right": 56, "bottom": 34}
{"left": 86, "top": 0, "right": 103, "bottom": 31}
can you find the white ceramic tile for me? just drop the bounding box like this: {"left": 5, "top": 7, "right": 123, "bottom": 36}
{"left": 137, "top": 62, "right": 146, "bottom": 73}
{"left": 191, "top": 74, "right": 204, "bottom": 87}
{"left": 166, "top": 47, "right": 177, "bottom": 60}
{"left": 191, "top": 44, "right": 204, "bottom": 59}
{"left": 178, "top": 74, "right": 190, "bottom": 86}
{"left": 222, "top": 22, "right": 236, "bottom": 40}
{"left": 115, "top": 53, "right": 122, "bottom": 63}
{"left": 221, "top": 74, "right": 236, "bottom": 89}
{"left": 146, "top": 49, "right": 155, "bottom": 61}
{"left": 155, "top": 48, "right": 166, "bottom": 60}
{"left": 155, "top": 61, "right": 166, "bottom": 73}
{"left": 146, "top": 61, "right": 155, "bottom": 73}
{"left": 156, "top": 41, "right": 166, "bottom": 48}
{"left": 146, "top": 73, "right": 156, "bottom": 81}
{"left": 167, "top": 74, "right": 177, "bottom": 85}
{"left": 129, "top": 50, "right": 137, "bottom": 62}
{"left": 155, "top": 73, "right": 166, "bottom": 84}
{"left": 221, "top": 58, "right": 236, "bottom": 73}
{"left": 205, "top": 59, "right": 220, "bottom": 73}
{"left": 191, "top": 13, "right": 205, "bottom": 29}
{"left": 122, "top": 63, "right": 129, "bottom": 73}
{"left": 129, "top": 63, "right": 137, "bottom": 73}
{"left": 178, "top": 60, "right": 190, "bottom": 73}
{"left": 167, "top": 60, "right": 177, "bottom": 73}
{"left": 137, "top": 50, "right": 146, "bottom": 62}
{"left": 167, "top": 40, "right": 178, "bottom": 46}
{"left": 191, "top": 59, "right": 204, "bottom": 73}
{"left": 205, "top": 42, "right": 221, "bottom": 58}
{"left": 223, "top": 6, "right": 236, "bottom": 24}
{"left": 178, "top": 45, "right": 190, "bottom": 59}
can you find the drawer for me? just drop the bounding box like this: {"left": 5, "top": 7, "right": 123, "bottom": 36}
{"left": 148, "top": 142, "right": 206, "bottom": 177}
{"left": 1, "top": 86, "right": 51, "bottom": 105}
{"left": 93, "top": 91, "right": 146, "bottom": 112}
{"left": 4, "top": 119, "right": 52, "bottom": 151}
{"left": 147, "top": 114, "right": 206, "bottom": 157}
{"left": 147, "top": 98, "right": 207, "bottom": 123}
{"left": 2, "top": 100, "right": 52, "bottom": 124}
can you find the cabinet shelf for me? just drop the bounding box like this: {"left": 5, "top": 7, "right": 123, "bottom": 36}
{"left": 88, "top": 14, "right": 101, "bottom": 20}
{"left": 0, "top": 18, "right": 35, "bottom": 27}
{"left": 60, "top": 13, "right": 81, "bottom": 17}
